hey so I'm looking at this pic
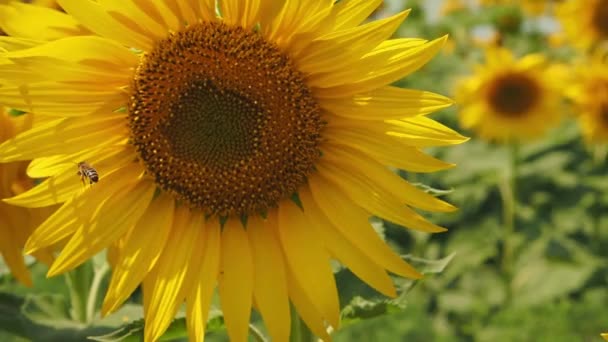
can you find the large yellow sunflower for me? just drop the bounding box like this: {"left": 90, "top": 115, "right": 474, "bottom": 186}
{"left": 456, "top": 47, "right": 562, "bottom": 142}
{"left": 564, "top": 52, "right": 608, "bottom": 143}
{"left": 556, "top": 0, "right": 608, "bottom": 51}
{"left": 0, "top": 1, "right": 466, "bottom": 341}
{"left": 0, "top": 110, "right": 54, "bottom": 286}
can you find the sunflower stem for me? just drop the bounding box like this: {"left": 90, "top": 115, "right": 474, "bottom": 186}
{"left": 86, "top": 262, "right": 110, "bottom": 324}
{"left": 63, "top": 263, "right": 93, "bottom": 324}
{"left": 499, "top": 142, "right": 519, "bottom": 301}
{"left": 289, "top": 305, "right": 315, "bottom": 342}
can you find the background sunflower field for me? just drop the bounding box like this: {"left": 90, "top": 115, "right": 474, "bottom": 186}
{"left": 1, "top": 0, "right": 608, "bottom": 341}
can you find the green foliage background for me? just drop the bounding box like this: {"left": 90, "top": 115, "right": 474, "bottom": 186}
{"left": 1, "top": 0, "right": 608, "bottom": 341}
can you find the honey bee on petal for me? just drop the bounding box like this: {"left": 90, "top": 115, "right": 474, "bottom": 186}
{"left": 77, "top": 161, "right": 99, "bottom": 185}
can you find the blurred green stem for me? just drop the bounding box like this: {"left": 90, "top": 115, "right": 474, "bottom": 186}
{"left": 499, "top": 143, "right": 519, "bottom": 298}
{"left": 86, "top": 262, "right": 110, "bottom": 324}
{"left": 64, "top": 264, "right": 92, "bottom": 324}
{"left": 289, "top": 305, "right": 315, "bottom": 342}
{"left": 592, "top": 144, "right": 607, "bottom": 166}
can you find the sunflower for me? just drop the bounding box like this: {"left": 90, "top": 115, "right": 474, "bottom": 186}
{"left": 602, "top": 332, "right": 608, "bottom": 341}
{"left": 0, "top": 1, "right": 465, "bottom": 341}
{"left": 456, "top": 47, "right": 563, "bottom": 142}
{"left": 0, "top": 110, "right": 55, "bottom": 286}
{"left": 564, "top": 52, "right": 608, "bottom": 143}
{"left": 556, "top": 0, "right": 608, "bottom": 51}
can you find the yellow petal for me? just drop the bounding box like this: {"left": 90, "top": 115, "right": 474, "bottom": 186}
{"left": 221, "top": 0, "right": 260, "bottom": 29}
{"left": 0, "top": 2, "right": 90, "bottom": 41}
{"left": 322, "top": 86, "right": 453, "bottom": 120}
{"left": 325, "top": 126, "right": 455, "bottom": 172}
{"left": 7, "top": 147, "right": 135, "bottom": 208}
{"left": 267, "top": 0, "right": 332, "bottom": 48}
{"left": 0, "top": 215, "right": 32, "bottom": 286}
{"left": 102, "top": 193, "right": 174, "bottom": 315}
{"left": 285, "top": 267, "right": 331, "bottom": 341}
{"left": 101, "top": 0, "right": 172, "bottom": 40}
{"left": 321, "top": 144, "right": 456, "bottom": 213}
{"left": 4, "top": 35, "right": 139, "bottom": 70}
{"left": 144, "top": 209, "right": 203, "bottom": 342}
{"left": 24, "top": 162, "right": 144, "bottom": 254}
{"left": 186, "top": 219, "right": 220, "bottom": 342}
{"left": 278, "top": 200, "right": 340, "bottom": 329}
{"left": 328, "top": 114, "right": 468, "bottom": 147}
{"left": 247, "top": 216, "right": 291, "bottom": 342}
{"left": 58, "top": 0, "right": 153, "bottom": 51}
{"left": 0, "top": 83, "right": 127, "bottom": 116}
{"left": 299, "top": 187, "right": 397, "bottom": 297}
{"left": 312, "top": 36, "right": 447, "bottom": 98}
{"left": 297, "top": 10, "right": 409, "bottom": 75}
{"left": 0, "top": 114, "right": 127, "bottom": 163}
{"left": 219, "top": 219, "right": 254, "bottom": 342}
{"left": 316, "top": 160, "right": 447, "bottom": 233}
{"left": 308, "top": 174, "right": 423, "bottom": 279}
{"left": 331, "top": 0, "right": 383, "bottom": 31}
{"left": 47, "top": 179, "right": 154, "bottom": 276}
{"left": 0, "top": 37, "right": 41, "bottom": 52}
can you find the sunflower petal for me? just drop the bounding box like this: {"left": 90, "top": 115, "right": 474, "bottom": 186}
{"left": 322, "top": 86, "right": 453, "bottom": 120}
{"left": 278, "top": 200, "right": 340, "bottom": 329}
{"left": 144, "top": 208, "right": 202, "bottom": 342}
{"left": 248, "top": 216, "right": 291, "bottom": 342}
{"left": 322, "top": 144, "right": 456, "bottom": 213}
{"left": 299, "top": 187, "right": 397, "bottom": 297}
{"left": 297, "top": 10, "right": 409, "bottom": 74}
{"left": 24, "top": 162, "right": 144, "bottom": 254}
{"left": 221, "top": 0, "right": 260, "bottom": 29}
{"left": 0, "top": 213, "right": 32, "bottom": 286}
{"left": 58, "top": 0, "right": 153, "bottom": 51}
{"left": 8, "top": 147, "right": 135, "bottom": 208}
{"left": 102, "top": 193, "right": 174, "bottom": 315}
{"left": 331, "top": 0, "right": 384, "bottom": 31}
{"left": 47, "top": 179, "right": 154, "bottom": 276}
{"left": 186, "top": 219, "right": 220, "bottom": 342}
{"left": 308, "top": 174, "right": 423, "bottom": 278}
{"left": 219, "top": 219, "right": 254, "bottom": 342}
{"left": 0, "top": 114, "right": 127, "bottom": 163}
{"left": 312, "top": 36, "right": 447, "bottom": 98}
{"left": 286, "top": 267, "right": 331, "bottom": 341}
{"left": 0, "top": 84, "right": 127, "bottom": 116}
{"left": 325, "top": 127, "right": 455, "bottom": 172}
{"left": 0, "top": 2, "right": 90, "bottom": 41}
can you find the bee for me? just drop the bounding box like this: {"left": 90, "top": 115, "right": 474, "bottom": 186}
{"left": 77, "top": 161, "right": 99, "bottom": 185}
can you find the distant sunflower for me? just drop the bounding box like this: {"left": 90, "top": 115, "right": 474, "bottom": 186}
{"left": 602, "top": 332, "right": 608, "bottom": 341}
{"left": 456, "top": 47, "right": 562, "bottom": 141}
{"left": 0, "top": 110, "right": 54, "bottom": 286}
{"left": 556, "top": 0, "right": 608, "bottom": 50}
{"left": 564, "top": 53, "right": 608, "bottom": 143}
{"left": 0, "top": 1, "right": 466, "bottom": 341}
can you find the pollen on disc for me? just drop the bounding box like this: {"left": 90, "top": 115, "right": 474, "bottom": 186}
{"left": 128, "top": 22, "right": 323, "bottom": 217}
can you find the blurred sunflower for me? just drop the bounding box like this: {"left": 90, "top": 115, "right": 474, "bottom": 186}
{"left": 556, "top": 0, "right": 608, "bottom": 50}
{"left": 564, "top": 52, "right": 608, "bottom": 143}
{"left": 0, "top": 110, "right": 54, "bottom": 286}
{"left": 0, "top": 1, "right": 466, "bottom": 341}
{"left": 602, "top": 332, "right": 608, "bottom": 341}
{"left": 456, "top": 47, "right": 563, "bottom": 141}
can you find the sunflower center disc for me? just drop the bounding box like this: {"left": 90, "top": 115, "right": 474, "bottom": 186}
{"left": 129, "top": 22, "right": 323, "bottom": 217}
{"left": 592, "top": 0, "right": 608, "bottom": 38}
{"left": 486, "top": 73, "right": 540, "bottom": 116}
